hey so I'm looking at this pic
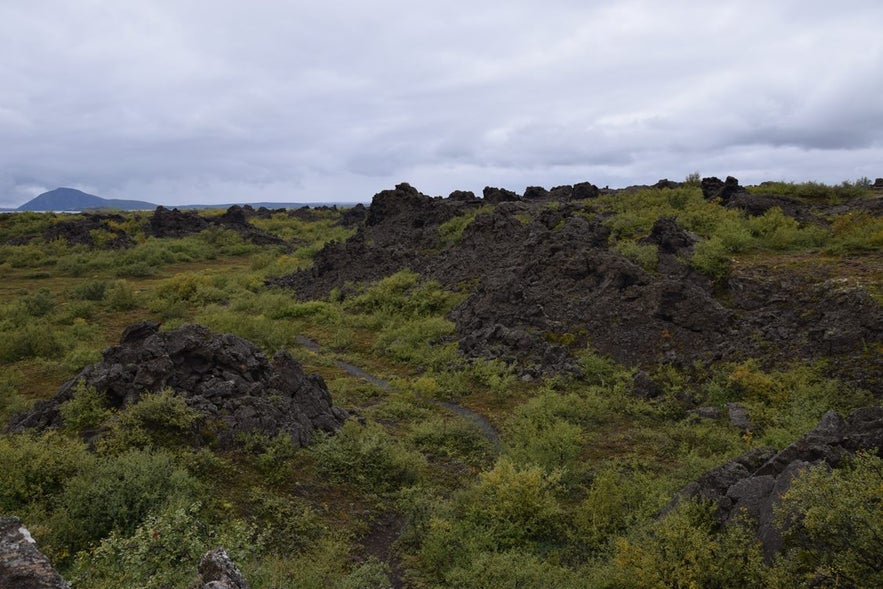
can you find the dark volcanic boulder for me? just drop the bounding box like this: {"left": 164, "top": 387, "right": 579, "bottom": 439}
{"left": 6, "top": 322, "right": 347, "bottom": 447}
{"left": 701, "top": 175, "right": 746, "bottom": 203}
{"left": 448, "top": 190, "right": 477, "bottom": 202}
{"left": 523, "top": 186, "right": 549, "bottom": 200}
{"left": 639, "top": 216, "right": 697, "bottom": 255}
{"left": 653, "top": 178, "right": 680, "bottom": 189}
{"left": 148, "top": 206, "right": 209, "bottom": 238}
{"left": 338, "top": 203, "right": 368, "bottom": 226}
{"left": 668, "top": 407, "right": 883, "bottom": 560}
{"left": 482, "top": 186, "right": 520, "bottom": 203}
{"left": 571, "top": 181, "right": 600, "bottom": 200}
{"left": 217, "top": 206, "right": 290, "bottom": 248}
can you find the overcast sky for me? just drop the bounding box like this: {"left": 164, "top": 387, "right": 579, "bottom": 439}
{"left": 2, "top": 1, "right": 882, "bottom": 207}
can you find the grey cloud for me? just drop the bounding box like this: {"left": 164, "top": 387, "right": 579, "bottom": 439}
{"left": 2, "top": 1, "right": 883, "bottom": 208}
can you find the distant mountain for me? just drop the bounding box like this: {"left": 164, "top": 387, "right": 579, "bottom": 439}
{"left": 17, "top": 188, "right": 157, "bottom": 211}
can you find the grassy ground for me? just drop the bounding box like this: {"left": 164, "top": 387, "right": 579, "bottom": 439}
{"left": 0, "top": 193, "right": 880, "bottom": 588}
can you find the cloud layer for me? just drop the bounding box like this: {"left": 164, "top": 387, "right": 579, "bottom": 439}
{"left": 2, "top": 0, "right": 882, "bottom": 207}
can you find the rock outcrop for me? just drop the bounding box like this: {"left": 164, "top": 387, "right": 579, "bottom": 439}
{"left": 41, "top": 213, "right": 134, "bottom": 249}
{"left": 668, "top": 406, "right": 883, "bottom": 560}
{"left": 146, "top": 205, "right": 290, "bottom": 249}
{"left": 268, "top": 181, "right": 882, "bottom": 386}
{"left": 6, "top": 322, "right": 347, "bottom": 447}
{"left": 198, "top": 548, "right": 249, "bottom": 589}
{"left": 147, "top": 206, "right": 209, "bottom": 237}
{"left": 0, "top": 517, "right": 69, "bottom": 589}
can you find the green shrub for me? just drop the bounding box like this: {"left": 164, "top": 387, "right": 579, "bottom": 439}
{"left": 70, "top": 280, "right": 108, "bottom": 301}
{"left": 460, "top": 457, "right": 564, "bottom": 549}
{"left": 571, "top": 461, "right": 680, "bottom": 556}
{"left": 504, "top": 392, "right": 589, "bottom": 471}
{"left": 373, "top": 316, "right": 456, "bottom": 365}
{"left": 684, "top": 171, "right": 701, "bottom": 186}
{"left": 437, "top": 205, "right": 494, "bottom": 243}
{"left": 614, "top": 240, "right": 658, "bottom": 271}
{"left": 613, "top": 499, "right": 765, "bottom": 588}
{"left": 466, "top": 357, "right": 517, "bottom": 399}
{"left": 0, "top": 320, "right": 65, "bottom": 362}
{"left": 769, "top": 451, "right": 883, "bottom": 588}
{"left": 0, "top": 431, "right": 93, "bottom": 513}
{"left": 52, "top": 448, "right": 199, "bottom": 551}
{"left": 248, "top": 538, "right": 390, "bottom": 589}
{"left": 154, "top": 273, "right": 228, "bottom": 306}
{"left": 311, "top": 420, "right": 425, "bottom": 492}
{"left": 21, "top": 288, "right": 56, "bottom": 317}
{"left": 69, "top": 501, "right": 258, "bottom": 589}
{"left": 98, "top": 389, "right": 202, "bottom": 453}
{"left": 746, "top": 207, "right": 827, "bottom": 250}
{"left": 59, "top": 381, "right": 113, "bottom": 432}
{"left": 410, "top": 415, "right": 494, "bottom": 465}
{"left": 828, "top": 211, "right": 883, "bottom": 253}
{"left": 106, "top": 280, "right": 139, "bottom": 310}
{"left": 577, "top": 348, "right": 628, "bottom": 387}
{"left": 246, "top": 487, "right": 327, "bottom": 553}
{"left": 444, "top": 549, "right": 581, "bottom": 588}
{"left": 343, "top": 270, "right": 461, "bottom": 319}
{"left": 747, "top": 180, "right": 870, "bottom": 203}
{"left": 236, "top": 432, "right": 299, "bottom": 485}
{"left": 691, "top": 235, "right": 732, "bottom": 278}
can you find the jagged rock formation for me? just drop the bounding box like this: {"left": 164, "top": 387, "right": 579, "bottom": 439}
{"left": 147, "top": 206, "right": 210, "bottom": 237}
{"left": 270, "top": 181, "right": 882, "bottom": 386}
{"left": 41, "top": 212, "right": 134, "bottom": 249}
{"left": 146, "top": 205, "right": 290, "bottom": 249}
{"left": 668, "top": 406, "right": 883, "bottom": 559}
{"left": 6, "top": 322, "right": 347, "bottom": 447}
{"left": 0, "top": 517, "right": 70, "bottom": 589}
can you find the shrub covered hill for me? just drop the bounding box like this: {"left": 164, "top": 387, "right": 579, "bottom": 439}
{"left": 1, "top": 176, "right": 882, "bottom": 588}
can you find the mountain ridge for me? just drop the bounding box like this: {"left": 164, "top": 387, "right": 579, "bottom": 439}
{"left": 12, "top": 187, "right": 361, "bottom": 212}
{"left": 16, "top": 187, "right": 157, "bottom": 211}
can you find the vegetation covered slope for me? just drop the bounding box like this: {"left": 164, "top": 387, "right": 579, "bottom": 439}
{"left": 0, "top": 178, "right": 881, "bottom": 588}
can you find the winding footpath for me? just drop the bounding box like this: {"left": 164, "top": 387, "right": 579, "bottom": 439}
{"left": 295, "top": 335, "right": 500, "bottom": 450}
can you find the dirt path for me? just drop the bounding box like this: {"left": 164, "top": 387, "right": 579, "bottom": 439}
{"left": 295, "top": 335, "right": 500, "bottom": 450}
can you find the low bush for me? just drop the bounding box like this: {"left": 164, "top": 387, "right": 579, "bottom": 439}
{"left": 97, "top": 389, "right": 202, "bottom": 453}
{"left": 769, "top": 451, "right": 883, "bottom": 588}
{"left": 343, "top": 270, "right": 461, "bottom": 320}
{"left": 748, "top": 180, "right": 870, "bottom": 203}
{"left": 0, "top": 431, "right": 93, "bottom": 513}
{"left": 410, "top": 415, "right": 494, "bottom": 465}
{"left": 459, "top": 457, "right": 564, "bottom": 549}
{"left": 105, "top": 279, "right": 139, "bottom": 310}
{"left": 437, "top": 205, "right": 494, "bottom": 243}
{"left": 70, "top": 280, "right": 108, "bottom": 301}
{"left": 59, "top": 381, "right": 113, "bottom": 432}
{"left": 248, "top": 538, "right": 391, "bottom": 589}
{"left": 52, "top": 448, "right": 199, "bottom": 552}
{"left": 68, "top": 501, "right": 258, "bottom": 589}
{"left": 311, "top": 420, "right": 425, "bottom": 493}
{"left": 614, "top": 240, "right": 658, "bottom": 271}
{"left": 504, "top": 391, "right": 590, "bottom": 471}
{"left": 443, "top": 549, "right": 581, "bottom": 588}
{"left": 613, "top": 499, "right": 765, "bottom": 588}
{"left": 0, "top": 320, "right": 65, "bottom": 362}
